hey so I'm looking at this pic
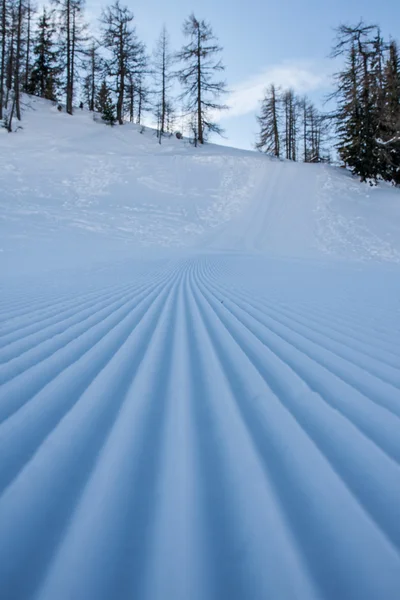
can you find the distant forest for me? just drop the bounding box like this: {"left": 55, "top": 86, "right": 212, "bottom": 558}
{"left": 0, "top": 2, "right": 399, "bottom": 183}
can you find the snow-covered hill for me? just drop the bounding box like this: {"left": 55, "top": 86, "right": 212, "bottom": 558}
{"left": 1, "top": 97, "right": 400, "bottom": 600}
{"left": 1, "top": 95, "right": 400, "bottom": 274}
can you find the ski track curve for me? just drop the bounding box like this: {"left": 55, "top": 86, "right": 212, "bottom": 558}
{"left": 0, "top": 254, "right": 400, "bottom": 600}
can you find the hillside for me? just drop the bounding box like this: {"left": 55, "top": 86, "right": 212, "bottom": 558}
{"left": 0, "top": 97, "right": 400, "bottom": 600}
{"left": 1, "top": 96, "right": 400, "bottom": 274}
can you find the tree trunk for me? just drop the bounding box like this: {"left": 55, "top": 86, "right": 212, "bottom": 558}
{"left": 14, "top": 0, "right": 23, "bottom": 121}
{"left": 117, "top": 21, "right": 124, "bottom": 124}
{"left": 40, "top": 41, "right": 45, "bottom": 97}
{"left": 0, "top": 0, "right": 7, "bottom": 119}
{"left": 5, "top": 14, "right": 15, "bottom": 109}
{"left": 66, "top": 0, "right": 72, "bottom": 114}
{"left": 24, "top": 1, "right": 32, "bottom": 90}
{"left": 137, "top": 86, "right": 142, "bottom": 124}
{"left": 303, "top": 103, "right": 306, "bottom": 162}
{"left": 7, "top": 92, "right": 15, "bottom": 131}
{"left": 128, "top": 77, "right": 134, "bottom": 122}
{"left": 272, "top": 88, "right": 280, "bottom": 157}
{"left": 90, "top": 47, "right": 95, "bottom": 111}
{"left": 70, "top": 7, "right": 76, "bottom": 113}
{"left": 160, "top": 33, "right": 166, "bottom": 136}
{"left": 130, "top": 92, "right": 134, "bottom": 122}
{"left": 291, "top": 97, "right": 296, "bottom": 161}
{"left": 197, "top": 25, "right": 202, "bottom": 145}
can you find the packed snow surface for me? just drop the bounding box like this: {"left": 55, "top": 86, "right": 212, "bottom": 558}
{"left": 1, "top": 97, "right": 400, "bottom": 600}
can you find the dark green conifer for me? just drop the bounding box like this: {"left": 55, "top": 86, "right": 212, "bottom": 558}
{"left": 95, "top": 79, "right": 116, "bottom": 125}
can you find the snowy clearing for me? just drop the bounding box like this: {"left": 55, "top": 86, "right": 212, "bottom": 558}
{"left": 0, "top": 97, "right": 400, "bottom": 600}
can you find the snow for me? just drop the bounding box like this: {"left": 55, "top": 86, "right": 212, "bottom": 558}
{"left": 0, "top": 96, "right": 400, "bottom": 600}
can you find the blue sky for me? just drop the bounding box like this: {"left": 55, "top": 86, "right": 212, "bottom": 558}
{"left": 87, "top": 0, "right": 400, "bottom": 149}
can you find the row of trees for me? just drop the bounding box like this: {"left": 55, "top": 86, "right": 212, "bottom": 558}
{"left": 256, "top": 85, "right": 329, "bottom": 163}
{"left": 0, "top": 0, "right": 87, "bottom": 129}
{"left": 331, "top": 23, "right": 400, "bottom": 184}
{"left": 0, "top": 0, "right": 33, "bottom": 127}
{"left": 2, "top": 5, "right": 400, "bottom": 182}
{"left": 256, "top": 22, "right": 400, "bottom": 183}
{"left": 0, "top": 0, "right": 228, "bottom": 143}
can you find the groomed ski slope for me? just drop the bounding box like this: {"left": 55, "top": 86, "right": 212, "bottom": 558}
{"left": 1, "top": 97, "right": 400, "bottom": 600}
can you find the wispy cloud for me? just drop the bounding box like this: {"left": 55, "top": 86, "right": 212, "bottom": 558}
{"left": 223, "top": 60, "right": 332, "bottom": 119}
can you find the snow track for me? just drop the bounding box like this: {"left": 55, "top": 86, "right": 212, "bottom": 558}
{"left": 1, "top": 255, "right": 399, "bottom": 600}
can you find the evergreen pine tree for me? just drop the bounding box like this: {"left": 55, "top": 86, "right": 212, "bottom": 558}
{"left": 332, "top": 43, "right": 362, "bottom": 170}
{"left": 380, "top": 40, "right": 400, "bottom": 184}
{"left": 331, "top": 23, "right": 380, "bottom": 181}
{"left": 28, "top": 7, "right": 58, "bottom": 100}
{"left": 95, "top": 79, "right": 115, "bottom": 125}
